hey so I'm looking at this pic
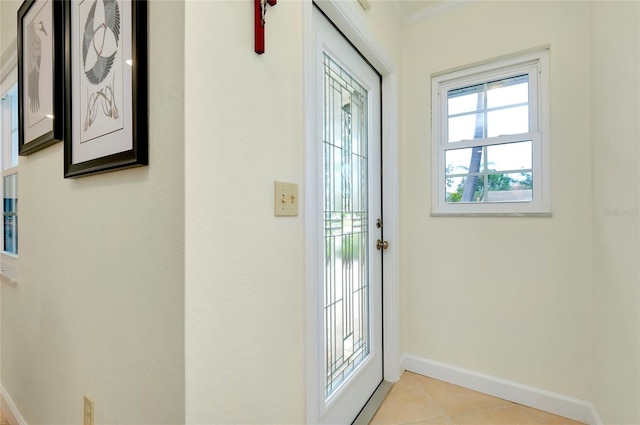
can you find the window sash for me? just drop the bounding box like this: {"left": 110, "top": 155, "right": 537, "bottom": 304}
{"left": 1, "top": 75, "right": 19, "bottom": 256}
{"left": 431, "top": 50, "right": 550, "bottom": 216}
{"left": 439, "top": 133, "right": 541, "bottom": 202}
{"left": 439, "top": 65, "right": 540, "bottom": 145}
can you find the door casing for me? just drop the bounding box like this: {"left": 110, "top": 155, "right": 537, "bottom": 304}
{"left": 304, "top": 1, "right": 401, "bottom": 422}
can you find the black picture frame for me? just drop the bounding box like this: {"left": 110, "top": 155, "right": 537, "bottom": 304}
{"left": 17, "top": 0, "right": 65, "bottom": 156}
{"left": 63, "top": 0, "right": 148, "bottom": 178}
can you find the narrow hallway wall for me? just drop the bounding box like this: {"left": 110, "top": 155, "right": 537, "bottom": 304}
{"left": 401, "top": 0, "right": 593, "bottom": 400}
{"left": 0, "top": 2, "right": 186, "bottom": 423}
{"left": 590, "top": 1, "right": 640, "bottom": 423}
{"left": 184, "top": 1, "right": 306, "bottom": 422}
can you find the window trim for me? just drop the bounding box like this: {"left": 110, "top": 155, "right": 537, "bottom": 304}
{"left": 1, "top": 67, "right": 19, "bottom": 260}
{"left": 431, "top": 50, "right": 551, "bottom": 217}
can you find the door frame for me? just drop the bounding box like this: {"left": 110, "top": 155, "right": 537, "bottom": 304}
{"left": 304, "top": 1, "right": 401, "bottom": 422}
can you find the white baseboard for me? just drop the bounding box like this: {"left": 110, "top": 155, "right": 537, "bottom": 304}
{"left": 1, "top": 385, "right": 27, "bottom": 425}
{"left": 401, "top": 354, "right": 603, "bottom": 425}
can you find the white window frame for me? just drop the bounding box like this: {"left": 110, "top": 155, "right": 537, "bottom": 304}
{"left": 1, "top": 61, "right": 19, "bottom": 283}
{"left": 431, "top": 50, "right": 551, "bottom": 216}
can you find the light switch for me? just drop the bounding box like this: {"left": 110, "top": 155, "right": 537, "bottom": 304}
{"left": 274, "top": 181, "right": 298, "bottom": 217}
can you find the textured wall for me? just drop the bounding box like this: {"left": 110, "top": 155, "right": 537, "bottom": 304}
{"left": 184, "top": 1, "right": 305, "bottom": 423}
{"left": 0, "top": 1, "right": 20, "bottom": 68}
{"left": 1, "top": 1, "right": 185, "bottom": 423}
{"left": 590, "top": 1, "right": 640, "bottom": 423}
{"left": 401, "top": 0, "right": 593, "bottom": 400}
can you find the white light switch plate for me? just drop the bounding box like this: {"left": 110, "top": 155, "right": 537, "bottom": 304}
{"left": 274, "top": 181, "right": 298, "bottom": 217}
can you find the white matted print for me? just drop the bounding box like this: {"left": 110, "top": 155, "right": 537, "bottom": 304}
{"left": 71, "top": 0, "right": 131, "bottom": 165}
{"left": 18, "top": 0, "right": 63, "bottom": 155}
{"left": 64, "top": 0, "right": 148, "bottom": 178}
{"left": 24, "top": 0, "right": 53, "bottom": 139}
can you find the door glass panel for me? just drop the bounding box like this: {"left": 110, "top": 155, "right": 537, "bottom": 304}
{"left": 323, "top": 53, "right": 370, "bottom": 399}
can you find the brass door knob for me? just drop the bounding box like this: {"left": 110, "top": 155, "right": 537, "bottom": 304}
{"left": 376, "top": 239, "right": 389, "bottom": 251}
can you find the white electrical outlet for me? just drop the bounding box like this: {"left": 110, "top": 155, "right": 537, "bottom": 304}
{"left": 84, "top": 396, "right": 94, "bottom": 425}
{"left": 274, "top": 181, "right": 298, "bottom": 216}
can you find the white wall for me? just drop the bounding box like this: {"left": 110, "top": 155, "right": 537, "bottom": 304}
{"left": 401, "top": 1, "right": 593, "bottom": 400}
{"left": 0, "top": 1, "right": 20, "bottom": 69}
{"left": 184, "top": 0, "right": 306, "bottom": 422}
{"left": 184, "top": 0, "right": 402, "bottom": 423}
{"left": 590, "top": 2, "right": 640, "bottom": 423}
{"left": 0, "top": 1, "right": 185, "bottom": 423}
{"left": 3, "top": 0, "right": 638, "bottom": 422}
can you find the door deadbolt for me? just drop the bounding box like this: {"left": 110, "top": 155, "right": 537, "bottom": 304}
{"left": 376, "top": 239, "right": 389, "bottom": 251}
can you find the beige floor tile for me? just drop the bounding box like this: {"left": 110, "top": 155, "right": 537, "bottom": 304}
{"left": 436, "top": 394, "right": 509, "bottom": 417}
{"left": 370, "top": 382, "right": 445, "bottom": 425}
{"left": 370, "top": 373, "right": 586, "bottom": 425}
{"left": 486, "top": 406, "right": 542, "bottom": 424}
{"left": 452, "top": 406, "right": 539, "bottom": 425}
{"left": 450, "top": 409, "right": 495, "bottom": 425}
{"left": 396, "top": 371, "right": 436, "bottom": 388}
{"left": 417, "top": 378, "right": 512, "bottom": 417}
{"left": 415, "top": 375, "right": 471, "bottom": 400}
{"left": 411, "top": 416, "right": 455, "bottom": 425}
{"left": 519, "top": 405, "right": 585, "bottom": 425}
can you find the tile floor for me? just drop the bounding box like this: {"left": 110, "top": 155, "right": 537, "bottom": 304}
{"left": 370, "top": 372, "right": 585, "bottom": 425}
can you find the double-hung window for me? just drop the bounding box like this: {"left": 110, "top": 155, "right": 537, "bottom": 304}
{"left": 432, "top": 50, "right": 550, "bottom": 216}
{"left": 1, "top": 67, "right": 19, "bottom": 260}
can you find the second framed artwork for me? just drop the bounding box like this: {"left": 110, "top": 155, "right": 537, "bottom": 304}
{"left": 17, "top": 0, "right": 65, "bottom": 156}
{"left": 63, "top": 0, "right": 148, "bottom": 178}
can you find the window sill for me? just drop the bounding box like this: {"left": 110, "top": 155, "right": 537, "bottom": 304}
{"left": 1, "top": 252, "right": 18, "bottom": 284}
{"left": 0, "top": 270, "right": 18, "bottom": 284}
{"left": 431, "top": 211, "right": 552, "bottom": 217}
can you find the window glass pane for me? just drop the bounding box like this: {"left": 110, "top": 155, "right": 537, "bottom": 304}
{"left": 448, "top": 113, "right": 484, "bottom": 142}
{"left": 10, "top": 89, "right": 18, "bottom": 131}
{"left": 446, "top": 170, "right": 533, "bottom": 204}
{"left": 487, "top": 105, "right": 528, "bottom": 137}
{"left": 486, "top": 172, "right": 532, "bottom": 202}
{"left": 445, "top": 146, "right": 484, "bottom": 175}
{"left": 486, "top": 75, "right": 528, "bottom": 109}
{"left": 3, "top": 85, "right": 19, "bottom": 169}
{"left": 3, "top": 173, "right": 18, "bottom": 255}
{"left": 445, "top": 175, "right": 485, "bottom": 203}
{"left": 486, "top": 141, "right": 532, "bottom": 172}
{"left": 11, "top": 85, "right": 19, "bottom": 168}
{"left": 446, "top": 176, "right": 464, "bottom": 203}
{"left": 10, "top": 130, "right": 19, "bottom": 168}
{"left": 448, "top": 75, "right": 530, "bottom": 142}
{"left": 448, "top": 84, "right": 483, "bottom": 115}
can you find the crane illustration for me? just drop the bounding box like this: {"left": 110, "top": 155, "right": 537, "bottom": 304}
{"left": 83, "top": 0, "right": 120, "bottom": 85}
{"left": 27, "top": 20, "right": 47, "bottom": 113}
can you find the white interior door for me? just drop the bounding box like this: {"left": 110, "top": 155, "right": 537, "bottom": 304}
{"left": 313, "top": 7, "right": 383, "bottom": 424}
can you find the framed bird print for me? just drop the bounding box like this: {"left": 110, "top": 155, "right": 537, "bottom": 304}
{"left": 63, "top": 0, "right": 148, "bottom": 178}
{"left": 17, "top": 0, "right": 65, "bottom": 156}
